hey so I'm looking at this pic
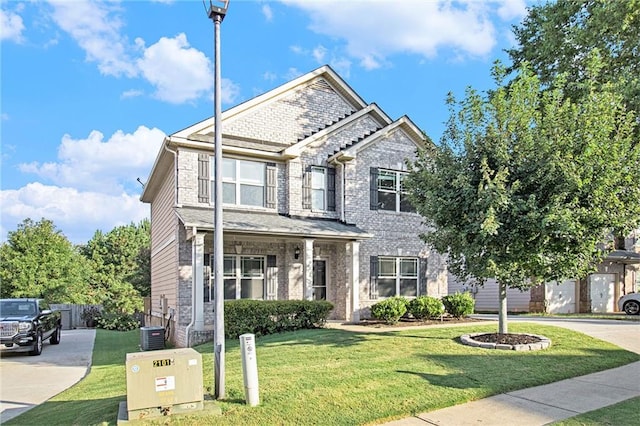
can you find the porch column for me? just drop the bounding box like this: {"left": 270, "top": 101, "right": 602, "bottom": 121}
{"left": 303, "top": 238, "right": 314, "bottom": 300}
{"left": 347, "top": 241, "right": 360, "bottom": 322}
{"left": 193, "top": 232, "right": 205, "bottom": 331}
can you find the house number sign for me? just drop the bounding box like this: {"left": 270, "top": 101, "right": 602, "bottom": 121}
{"left": 152, "top": 358, "right": 173, "bottom": 367}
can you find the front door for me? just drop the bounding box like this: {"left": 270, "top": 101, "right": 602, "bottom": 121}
{"left": 312, "top": 260, "right": 327, "bottom": 300}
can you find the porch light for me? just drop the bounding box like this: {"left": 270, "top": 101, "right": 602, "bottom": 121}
{"left": 235, "top": 243, "right": 242, "bottom": 254}
{"left": 294, "top": 246, "right": 301, "bottom": 259}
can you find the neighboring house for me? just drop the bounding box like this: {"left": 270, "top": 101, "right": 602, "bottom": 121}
{"left": 449, "top": 231, "right": 640, "bottom": 314}
{"left": 141, "top": 65, "right": 448, "bottom": 347}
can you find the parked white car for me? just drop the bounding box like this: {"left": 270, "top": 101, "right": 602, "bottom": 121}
{"left": 618, "top": 293, "right": 640, "bottom": 315}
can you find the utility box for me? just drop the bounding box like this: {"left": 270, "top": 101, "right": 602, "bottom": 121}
{"left": 124, "top": 348, "right": 203, "bottom": 420}
{"left": 140, "top": 326, "right": 164, "bottom": 351}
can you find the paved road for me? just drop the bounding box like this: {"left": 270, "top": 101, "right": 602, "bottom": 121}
{"left": 0, "top": 329, "right": 96, "bottom": 423}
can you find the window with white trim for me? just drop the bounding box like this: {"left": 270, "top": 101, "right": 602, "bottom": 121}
{"left": 377, "top": 169, "right": 415, "bottom": 213}
{"left": 311, "top": 166, "right": 327, "bottom": 210}
{"left": 204, "top": 255, "right": 265, "bottom": 301}
{"left": 377, "top": 257, "right": 418, "bottom": 297}
{"left": 211, "top": 158, "right": 266, "bottom": 207}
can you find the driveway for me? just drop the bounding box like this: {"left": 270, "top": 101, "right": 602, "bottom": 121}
{"left": 0, "top": 329, "right": 96, "bottom": 423}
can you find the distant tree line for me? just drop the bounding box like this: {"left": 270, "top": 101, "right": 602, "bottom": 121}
{"left": 0, "top": 218, "right": 150, "bottom": 316}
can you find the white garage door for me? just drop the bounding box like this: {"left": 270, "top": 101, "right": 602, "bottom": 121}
{"left": 590, "top": 274, "right": 615, "bottom": 313}
{"left": 546, "top": 280, "right": 576, "bottom": 314}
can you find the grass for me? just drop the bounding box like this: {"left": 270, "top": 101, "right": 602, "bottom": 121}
{"left": 519, "top": 312, "right": 640, "bottom": 322}
{"left": 551, "top": 396, "right": 640, "bottom": 426}
{"left": 6, "top": 323, "right": 640, "bottom": 426}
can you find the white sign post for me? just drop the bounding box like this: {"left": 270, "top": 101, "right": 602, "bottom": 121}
{"left": 239, "top": 333, "right": 260, "bottom": 406}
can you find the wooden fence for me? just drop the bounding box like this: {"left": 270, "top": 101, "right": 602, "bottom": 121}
{"left": 50, "top": 304, "right": 102, "bottom": 329}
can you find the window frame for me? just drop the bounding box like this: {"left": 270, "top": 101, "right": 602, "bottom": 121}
{"left": 211, "top": 157, "right": 266, "bottom": 207}
{"left": 376, "top": 169, "right": 415, "bottom": 213}
{"left": 311, "top": 166, "right": 327, "bottom": 211}
{"left": 204, "top": 254, "right": 266, "bottom": 301}
{"left": 377, "top": 256, "right": 418, "bottom": 298}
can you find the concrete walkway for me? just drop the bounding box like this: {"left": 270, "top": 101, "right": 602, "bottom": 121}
{"left": 380, "top": 316, "right": 640, "bottom": 426}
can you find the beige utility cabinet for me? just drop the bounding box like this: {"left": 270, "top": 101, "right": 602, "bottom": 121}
{"left": 125, "top": 348, "right": 204, "bottom": 419}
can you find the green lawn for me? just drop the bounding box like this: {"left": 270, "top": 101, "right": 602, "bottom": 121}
{"left": 551, "top": 396, "right": 640, "bottom": 426}
{"left": 6, "top": 323, "right": 639, "bottom": 426}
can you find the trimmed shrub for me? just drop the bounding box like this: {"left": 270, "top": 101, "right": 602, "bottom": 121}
{"left": 442, "top": 292, "right": 475, "bottom": 318}
{"left": 224, "top": 300, "right": 333, "bottom": 339}
{"left": 407, "top": 296, "right": 445, "bottom": 320}
{"left": 370, "top": 297, "right": 408, "bottom": 324}
{"left": 96, "top": 311, "right": 140, "bottom": 331}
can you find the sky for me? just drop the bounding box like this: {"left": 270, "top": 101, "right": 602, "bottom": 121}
{"left": 1, "top": 0, "right": 529, "bottom": 245}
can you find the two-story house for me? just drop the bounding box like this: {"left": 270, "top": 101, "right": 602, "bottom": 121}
{"left": 141, "top": 65, "right": 448, "bottom": 347}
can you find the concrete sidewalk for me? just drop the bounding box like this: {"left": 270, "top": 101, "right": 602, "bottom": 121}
{"left": 381, "top": 317, "right": 640, "bottom": 425}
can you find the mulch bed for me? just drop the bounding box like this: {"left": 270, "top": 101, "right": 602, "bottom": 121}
{"left": 471, "top": 333, "right": 542, "bottom": 345}
{"left": 357, "top": 316, "right": 484, "bottom": 328}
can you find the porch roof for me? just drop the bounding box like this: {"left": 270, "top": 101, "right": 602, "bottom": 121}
{"left": 175, "top": 207, "right": 372, "bottom": 240}
{"left": 604, "top": 250, "right": 640, "bottom": 265}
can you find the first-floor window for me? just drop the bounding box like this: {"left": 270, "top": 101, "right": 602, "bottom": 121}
{"left": 378, "top": 257, "right": 418, "bottom": 297}
{"left": 204, "top": 254, "right": 265, "bottom": 301}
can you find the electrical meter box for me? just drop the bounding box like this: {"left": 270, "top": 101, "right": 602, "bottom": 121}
{"left": 125, "top": 348, "right": 203, "bottom": 420}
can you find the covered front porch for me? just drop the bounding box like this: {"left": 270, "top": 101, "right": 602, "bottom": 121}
{"left": 175, "top": 207, "right": 371, "bottom": 346}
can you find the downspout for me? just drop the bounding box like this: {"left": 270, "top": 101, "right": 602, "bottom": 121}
{"left": 185, "top": 225, "right": 198, "bottom": 348}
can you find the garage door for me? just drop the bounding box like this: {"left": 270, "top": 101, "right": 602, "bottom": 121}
{"left": 590, "top": 274, "right": 615, "bottom": 313}
{"left": 545, "top": 280, "right": 576, "bottom": 314}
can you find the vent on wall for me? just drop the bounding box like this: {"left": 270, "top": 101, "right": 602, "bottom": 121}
{"left": 140, "top": 326, "right": 165, "bottom": 351}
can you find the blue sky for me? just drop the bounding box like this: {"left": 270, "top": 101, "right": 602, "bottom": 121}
{"left": 1, "top": 0, "right": 528, "bottom": 244}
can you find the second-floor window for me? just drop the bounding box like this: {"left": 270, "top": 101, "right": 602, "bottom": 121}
{"left": 205, "top": 157, "right": 277, "bottom": 208}
{"left": 303, "top": 165, "right": 336, "bottom": 211}
{"left": 370, "top": 168, "right": 415, "bottom": 213}
{"left": 220, "top": 159, "right": 265, "bottom": 207}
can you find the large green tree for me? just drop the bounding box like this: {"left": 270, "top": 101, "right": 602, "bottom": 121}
{"left": 0, "top": 218, "right": 91, "bottom": 303}
{"left": 508, "top": 0, "right": 639, "bottom": 140}
{"left": 406, "top": 61, "right": 640, "bottom": 334}
{"left": 80, "top": 219, "right": 150, "bottom": 314}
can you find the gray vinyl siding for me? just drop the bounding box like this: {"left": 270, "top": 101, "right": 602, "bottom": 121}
{"left": 447, "top": 274, "right": 531, "bottom": 312}
{"left": 150, "top": 166, "right": 178, "bottom": 316}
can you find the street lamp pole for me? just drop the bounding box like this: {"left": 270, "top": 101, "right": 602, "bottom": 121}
{"left": 207, "top": 0, "right": 228, "bottom": 400}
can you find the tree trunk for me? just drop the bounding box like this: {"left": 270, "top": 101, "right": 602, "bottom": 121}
{"left": 498, "top": 281, "right": 508, "bottom": 334}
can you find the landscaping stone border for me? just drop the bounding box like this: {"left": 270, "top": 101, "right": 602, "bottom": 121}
{"left": 460, "top": 332, "right": 552, "bottom": 351}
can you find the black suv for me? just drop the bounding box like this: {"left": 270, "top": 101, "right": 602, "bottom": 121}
{"left": 0, "top": 299, "right": 62, "bottom": 356}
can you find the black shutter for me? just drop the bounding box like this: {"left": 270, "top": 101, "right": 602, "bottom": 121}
{"left": 198, "top": 154, "right": 210, "bottom": 203}
{"left": 302, "top": 165, "right": 312, "bottom": 209}
{"left": 370, "top": 167, "right": 378, "bottom": 210}
{"left": 419, "top": 257, "right": 428, "bottom": 296}
{"left": 369, "top": 256, "right": 378, "bottom": 299}
{"left": 327, "top": 167, "right": 336, "bottom": 211}
{"left": 266, "top": 163, "right": 277, "bottom": 209}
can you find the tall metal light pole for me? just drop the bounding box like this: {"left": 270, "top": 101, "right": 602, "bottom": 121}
{"left": 207, "top": 0, "right": 228, "bottom": 400}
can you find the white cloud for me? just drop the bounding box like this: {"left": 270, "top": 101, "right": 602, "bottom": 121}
{"left": 312, "top": 45, "right": 327, "bottom": 63}
{"left": 137, "top": 33, "right": 214, "bottom": 104}
{"left": 121, "top": 89, "right": 144, "bottom": 99}
{"left": 18, "top": 126, "right": 165, "bottom": 195}
{"left": 0, "top": 8, "right": 26, "bottom": 43}
{"left": 44, "top": 1, "right": 239, "bottom": 106}
{"left": 1, "top": 183, "right": 149, "bottom": 245}
{"left": 262, "top": 4, "right": 273, "bottom": 22}
{"left": 48, "top": 0, "right": 138, "bottom": 77}
{"left": 282, "top": 0, "right": 527, "bottom": 68}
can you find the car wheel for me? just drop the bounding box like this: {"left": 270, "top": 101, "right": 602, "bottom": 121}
{"left": 50, "top": 325, "right": 61, "bottom": 344}
{"left": 29, "top": 330, "right": 43, "bottom": 356}
{"left": 623, "top": 300, "right": 640, "bottom": 315}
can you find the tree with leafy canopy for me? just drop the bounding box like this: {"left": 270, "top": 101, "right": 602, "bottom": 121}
{"left": 508, "top": 0, "right": 639, "bottom": 122}
{"left": 0, "top": 218, "right": 92, "bottom": 304}
{"left": 406, "top": 59, "right": 640, "bottom": 334}
{"left": 508, "top": 0, "right": 640, "bottom": 245}
{"left": 80, "top": 220, "right": 150, "bottom": 315}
